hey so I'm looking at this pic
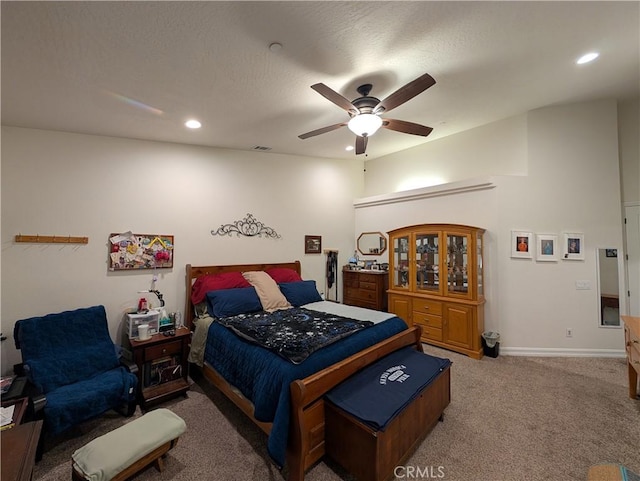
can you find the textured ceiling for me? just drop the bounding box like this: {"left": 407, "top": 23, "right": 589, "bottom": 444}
{"left": 2, "top": 1, "right": 638, "bottom": 161}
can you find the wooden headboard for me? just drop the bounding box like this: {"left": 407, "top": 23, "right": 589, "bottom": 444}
{"left": 184, "top": 260, "right": 302, "bottom": 330}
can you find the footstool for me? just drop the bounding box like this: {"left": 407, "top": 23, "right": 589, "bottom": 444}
{"left": 71, "top": 408, "right": 186, "bottom": 481}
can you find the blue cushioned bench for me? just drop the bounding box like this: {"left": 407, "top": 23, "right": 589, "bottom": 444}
{"left": 324, "top": 346, "right": 451, "bottom": 481}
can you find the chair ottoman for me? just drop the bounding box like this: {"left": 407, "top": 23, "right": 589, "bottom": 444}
{"left": 71, "top": 408, "right": 186, "bottom": 481}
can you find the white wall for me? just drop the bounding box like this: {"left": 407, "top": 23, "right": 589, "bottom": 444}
{"left": 363, "top": 115, "right": 528, "bottom": 196}
{"left": 1, "top": 127, "right": 364, "bottom": 374}
{"left": 618, "top": 98, "right": 640, "bottom": 204}
{"left": 358, "top": 99, "right": 627, "bottom": 355}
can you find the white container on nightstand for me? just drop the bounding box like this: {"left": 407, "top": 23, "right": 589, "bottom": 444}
{"left": 127, "top": 310, "right": 160, "bottom": 339}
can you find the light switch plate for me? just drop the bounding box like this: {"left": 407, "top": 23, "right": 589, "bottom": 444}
{"left": 575, "top": 280, "right": 591, "bottom": 290}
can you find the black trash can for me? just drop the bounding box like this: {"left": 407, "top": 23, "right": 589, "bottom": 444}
{"left": 482, "top": 331, "right": 500, "bottom": 358}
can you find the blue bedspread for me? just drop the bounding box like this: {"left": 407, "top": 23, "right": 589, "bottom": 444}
{"left": 204, "top": 315, "right": 408, "bottom": 468}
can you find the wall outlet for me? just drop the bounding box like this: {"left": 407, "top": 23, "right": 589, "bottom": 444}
{"left": 566, "top": 328, "right": 573, "bottom": 338}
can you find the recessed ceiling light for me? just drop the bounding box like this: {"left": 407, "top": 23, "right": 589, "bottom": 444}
{"left": 269, "top": 42, "right": 283, "bottom": 52}
{"left": 345, "top": 145, "right": 354, "bottom": 151}
{"left": 577, "top": 52, "right": 599, "bottom": 65}
{"left": 185, "top": 119, "right": 202, "bottom": 129}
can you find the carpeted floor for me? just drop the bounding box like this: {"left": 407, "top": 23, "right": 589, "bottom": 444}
{"left": 33, "top": 345, "right": 640, "bottom": 481}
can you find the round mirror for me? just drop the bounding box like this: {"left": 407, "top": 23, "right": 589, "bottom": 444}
{"left": 357, "top": 232, "right": 387, "bottom": 256}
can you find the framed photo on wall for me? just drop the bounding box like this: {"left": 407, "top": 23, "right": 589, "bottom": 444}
{"left": 304, "top": 235, "right": 322, "bottom": 254}
{"left": 535, "top": 234, "right": 558, "bottom": 262}
{"left": 563, "top": 232, "right": 585, "bottom": 260}
{"left": 511, "top": 230, "right": 533, "bottom": 259}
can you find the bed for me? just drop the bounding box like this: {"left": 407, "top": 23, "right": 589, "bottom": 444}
{"left": 184, "top": 261, "right": 450, "bottom": 481}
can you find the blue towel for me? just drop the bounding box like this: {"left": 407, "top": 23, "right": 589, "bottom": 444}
{"left": 326, "top": 347, "right": 451, "bottom": 431}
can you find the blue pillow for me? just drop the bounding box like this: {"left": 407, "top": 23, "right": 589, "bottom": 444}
{"left": 279, "top": 280, "right": 323, "bottom": 307}
{"left": 206, "top": 287, "right": 263, "bottom": 318}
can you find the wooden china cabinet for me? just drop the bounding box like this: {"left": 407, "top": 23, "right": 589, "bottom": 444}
{"left": 388, "top": 223, "right": 486, "bottom": 359}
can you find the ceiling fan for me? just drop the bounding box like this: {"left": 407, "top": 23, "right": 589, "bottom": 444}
{"left": 298, "top": 72, "right": 436, "bottom": 155}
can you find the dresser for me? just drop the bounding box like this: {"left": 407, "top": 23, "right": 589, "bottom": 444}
{"left": 621, "top": 315, "right": 639, "bottom": 399}
{"left": 343, "top": 268, "right": 388, "bottom": 311}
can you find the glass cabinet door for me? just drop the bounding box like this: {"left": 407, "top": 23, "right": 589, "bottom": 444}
{"left": 392, "top": 235, "right": 410, "bottom": 289}
{"left": 446, "top": 232, "right": 470, "bottom": 297}
{"left": 415, "top": 232, "right": 440, "bottom": 293}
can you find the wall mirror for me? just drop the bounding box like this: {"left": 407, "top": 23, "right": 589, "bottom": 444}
{"left": 357, "top": 232, "right": 387, "bottom": 256}
{"left": 597, "top": 248, "right": 620, "bottom": 327}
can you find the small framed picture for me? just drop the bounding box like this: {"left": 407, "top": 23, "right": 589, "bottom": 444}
{"left": 304, "top": 235, "right": 322, "bottom": 254}
{"left": 605, "top": 249, "right": 617, "bottom": 258}
{"left": 535, "top": 234, "right": 558, "bottom": 262}
{"left": 563, "top": 233, "right": 585, "bottom": 260}
{"left": 511, "top": 231, "right": 533, "bottom": 259}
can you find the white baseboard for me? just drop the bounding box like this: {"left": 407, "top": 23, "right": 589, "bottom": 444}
{"left": 500, "top": 347, "right": 627, "bottom": 358}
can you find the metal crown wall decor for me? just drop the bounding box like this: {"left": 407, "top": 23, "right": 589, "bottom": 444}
{"left": 211, "top": 213, "right": 281, "bottom": 238}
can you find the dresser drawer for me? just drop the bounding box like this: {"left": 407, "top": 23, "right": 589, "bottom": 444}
{"left": 345, "top": 287, "right": 376, "bottom": 302}
{"left": 345, "top": 298, "right": 378, "bottom": 310}
{"left": 145, "top": 339, "right": 182, "bottom": 360}
{"left": 628, "top": 325, "right": 640, "bottom": 373}
{"left": 630, "top": 343, "right": 640, "bottom": 374}
{"left": 360, "top": 281, "right": 378, "bottom": 291}
{"left": 421, "top": 325, "right": 443, "bottom": 342}
{"left": 413, "top": 298, "right": 442, "bottom": 315}
{"left": 413, "top": 311, "right": 442, "bottom": 328}
{"left": 343, "top": 273, "right": 359, "bottom": 288}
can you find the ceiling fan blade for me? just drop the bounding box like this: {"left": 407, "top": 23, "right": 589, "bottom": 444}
{"left": 382, "top": 119, "right": 433, "bottom": 137}
{"left": 355, "top": 135, "right": 368, "bottom": 155}
{"left": 374, "top": 73, "right": 436, "bottom": 114}
{"left": 298, "top": 122, "right": 347, "bottom": 139}
{"left": 311, "top": 83, "right": 359, "bottom": 114}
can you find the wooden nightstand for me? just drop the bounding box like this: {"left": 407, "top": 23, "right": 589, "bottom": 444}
{"left": 128, "top": 327, "right": 190, "bottom": 411}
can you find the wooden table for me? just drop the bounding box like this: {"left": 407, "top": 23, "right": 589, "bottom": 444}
{"left": 621, "top": 315, "right": 640, "bottom": 399}
{"left": 1, "top": 397, "right": 28, "bottom": 428}
{"left": 1, "top": 420, "right": 43, "bottom": 481}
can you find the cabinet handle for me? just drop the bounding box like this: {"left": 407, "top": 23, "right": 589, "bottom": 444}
{"left": 162, "top": 348, "right": 167, "bottom": 354}
{"left": 633, "top": 339, "right": 639, "bottom": 344}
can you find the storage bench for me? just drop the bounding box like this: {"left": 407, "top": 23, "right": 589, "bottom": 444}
{"left": 71, "top": 408, "right": 186, "bottom": 481}
{"left": 324, "top": 347, "right": 451, "bottom": 481}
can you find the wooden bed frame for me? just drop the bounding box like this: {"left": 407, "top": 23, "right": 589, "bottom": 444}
{"left": 184, "top": 261, "right": 447, "bottom": 481}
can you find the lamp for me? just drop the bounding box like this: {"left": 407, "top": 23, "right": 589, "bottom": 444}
{"left": 138, "top": 289, "right": 165, "bottom": 307}
{"left": 347, "top": 113, "right": 383, "bottom": 137}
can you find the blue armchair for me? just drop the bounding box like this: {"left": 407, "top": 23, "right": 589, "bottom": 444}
{"left": 14, "top": 305, "right": 138, "bottom": 436}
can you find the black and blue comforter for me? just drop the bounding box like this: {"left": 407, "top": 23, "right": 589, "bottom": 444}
{"left": 204, "top": 312, "right": 408, "bottom": 468}
{"left": 216, "top": 307, "right": 374, "bottom": 364}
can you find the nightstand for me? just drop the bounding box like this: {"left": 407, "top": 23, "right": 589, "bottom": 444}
{"left": 128, "top": 327, "right": 190, "bottom": 411}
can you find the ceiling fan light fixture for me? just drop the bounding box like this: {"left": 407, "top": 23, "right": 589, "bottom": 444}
{"left": 348, "top": 113, "right": 383, "bottom": 137}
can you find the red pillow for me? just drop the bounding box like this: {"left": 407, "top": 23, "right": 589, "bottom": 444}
{"left": 266, "top": 267, "right": 303, "bottom": 283}
{"left": 191, "top": 272, "right": 251, "bottom": 305}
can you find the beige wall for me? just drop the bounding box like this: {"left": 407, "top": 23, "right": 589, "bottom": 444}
{"left": 357, "top": 99, "right": 631, "bottom": 355}
{"left": 1, "top": 127, "right": 364, "bottom": 374}
{"left": 2, "top": 97, "right": 637, "bottom": 372}
{"left": 618, "top": 98, "right": 640, "bottom": 204}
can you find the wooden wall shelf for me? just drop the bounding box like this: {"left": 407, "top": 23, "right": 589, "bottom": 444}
{"left": 15, "top": 235, "right": 89, "bottom": 244}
